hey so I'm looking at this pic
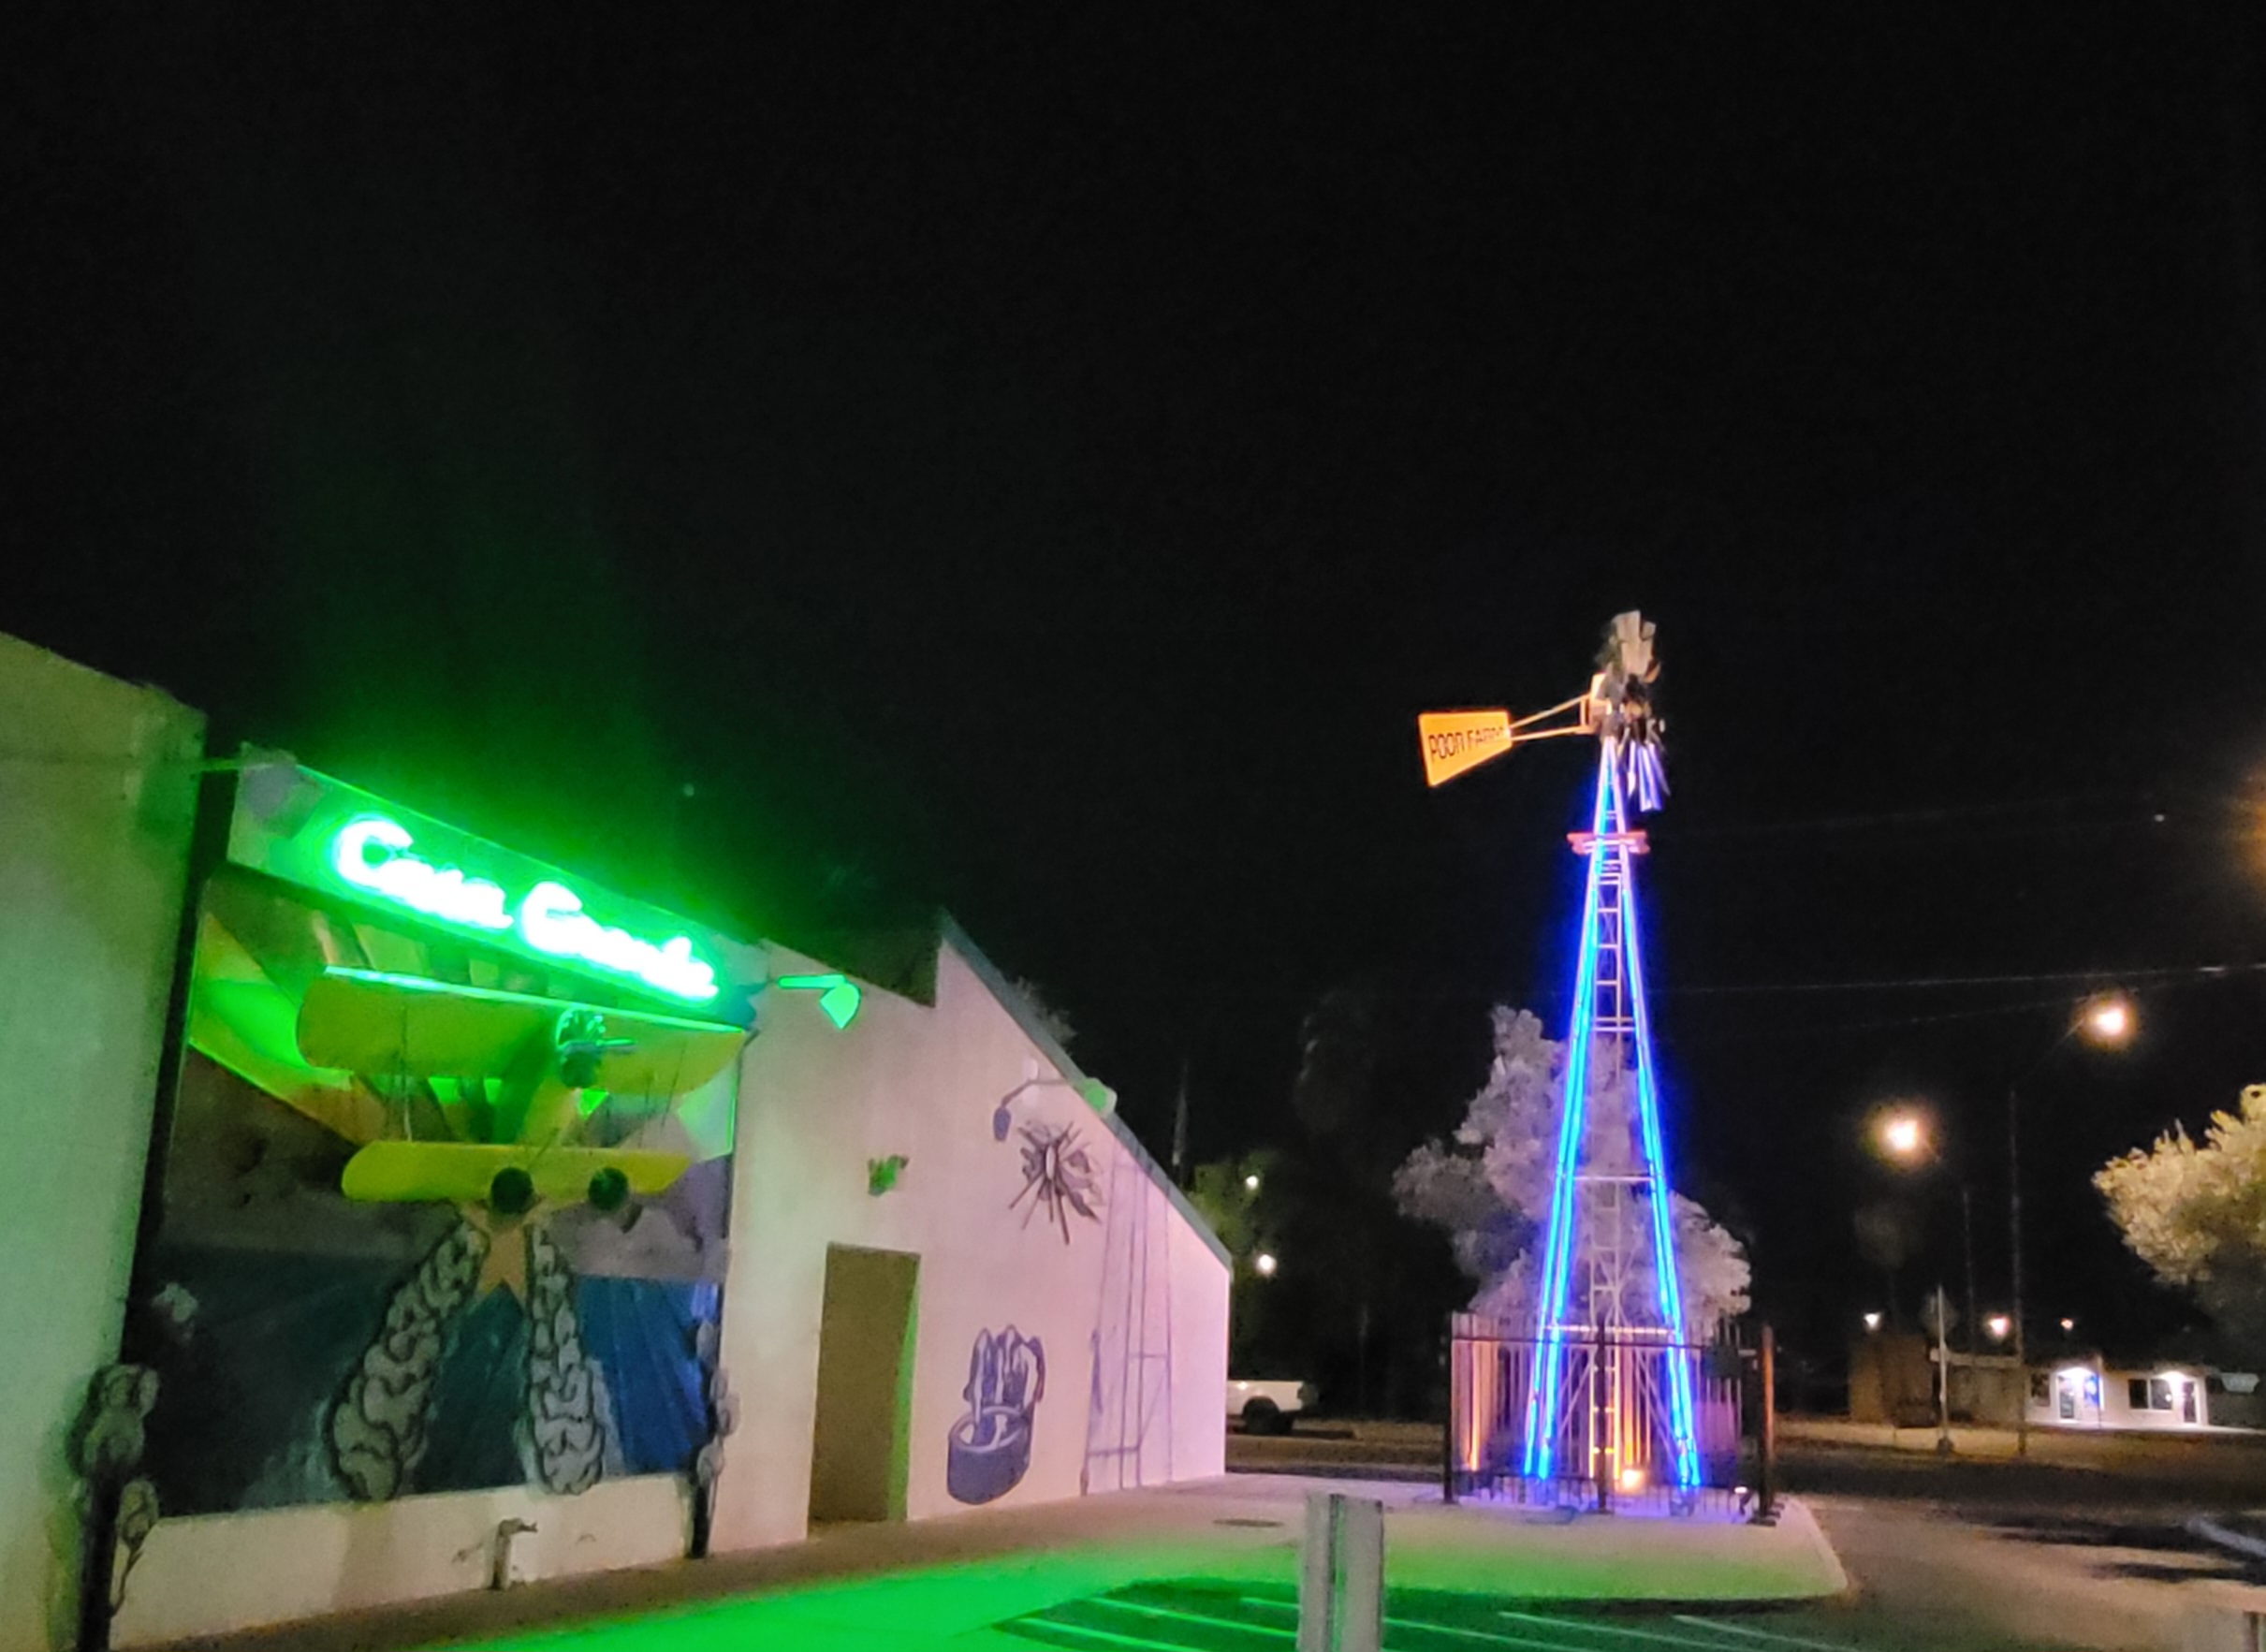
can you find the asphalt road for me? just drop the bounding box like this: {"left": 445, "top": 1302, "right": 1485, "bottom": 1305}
{"left": 1227, "top": 1419, "right": 2266, "bottom": 1649}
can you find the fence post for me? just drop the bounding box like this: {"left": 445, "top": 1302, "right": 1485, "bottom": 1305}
{"left": 1440, "top": 1327, "right": 1456, "bottom": 1505}
{"left": 1299, "top": 1491, "right": 1384, "bottom": 1652}
{"left": 1594, "top": 1323, "right": 1611, "bottom": 1513}
{"left": 1753, "top": 1323, "right": 1778, "bottom": 1526}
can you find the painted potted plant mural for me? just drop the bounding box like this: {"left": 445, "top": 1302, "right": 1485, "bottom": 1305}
{"left": 946, "top": 1326, "right": 1045, "bottom": 1504}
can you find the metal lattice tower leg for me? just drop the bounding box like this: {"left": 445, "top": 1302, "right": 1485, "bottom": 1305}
{"left": 1521, "top": 739, "right": 1701, "bottom": 1489}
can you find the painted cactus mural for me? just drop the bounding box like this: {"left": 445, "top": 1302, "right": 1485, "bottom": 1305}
{"left": 947, "top": 1326, "right": 1045, "bottom": 1504}
{"left": 331, "top": 1221, "right": 490, "bottom": 1499}
{"left": 524, "top": 1224, "right": 605, "bottom": 1495}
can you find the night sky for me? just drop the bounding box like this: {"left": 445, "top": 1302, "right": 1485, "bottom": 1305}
{"left": 8, "top": 10, "right": 2266, "bottom": 1376}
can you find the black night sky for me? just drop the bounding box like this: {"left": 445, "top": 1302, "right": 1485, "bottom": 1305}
{"left": 8, "top": 10, "right": 2266, "bottom": 1391}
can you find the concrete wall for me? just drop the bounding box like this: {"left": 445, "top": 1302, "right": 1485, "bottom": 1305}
{"left": 1846, "top": 1334, "right": 1935, "bottom": 1426}
{"left": 111, "top": 1476, "right": 686, "bottom": 1646}
{"left": 0, "top": 635, "right": 203, "bottom": 1652}
{"left": 1945, "top": 1356, "right": 2025, "bottom": 1425}
{"left": 712, "top": 938, "right": 1228, "bottom": 1550}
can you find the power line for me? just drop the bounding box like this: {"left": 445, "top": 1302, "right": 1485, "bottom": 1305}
{"left": 1102, "top": 960, "right": 2264, "bottom": 1010}
{"left": 1661, "top": 792, "right": 2165, "bottom": 840}
{"left": 1657, "top": 993, "right": 2126, "bottom": 1045}
{"left": 1669, "top": 962, "right": 2266, "bottom": 997}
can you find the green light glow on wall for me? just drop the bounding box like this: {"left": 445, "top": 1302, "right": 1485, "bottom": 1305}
{"left": 776, "top": 972, "right": 862, "bottom": 1028}
{"left": 324, "top": 813, "right": 720, "bottom": 1003}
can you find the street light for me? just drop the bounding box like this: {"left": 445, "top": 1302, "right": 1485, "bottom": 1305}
{"left": 1871, "top": 1104, "right": 1981, "bottom": 1370}
{"left": 1863, "top": 1311, "right": 1882, "bottom": 1333}
{"left": 1244, "top": 1174, "right": 1262, "bottom": 1192}
{"left": 2010, "top": 993, "right": 2136, "bottom": 1456}
{"left": 992, "top": 1075, "right": 1118, "bottom": 1140}
{"left": 1870, "top": 1105, "right": 1968, "bottom": 1454}
{"left": 1254, "top": 1251, "right": 1279, "bottom": 1278}
{"left": 1987, "top": 1314, "right": 2010, "bottom": 1342}
{"left": 1879, "top": 1111, "right": 1926, "bottom": 1160}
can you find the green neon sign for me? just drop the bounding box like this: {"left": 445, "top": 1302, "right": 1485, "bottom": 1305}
{"left": 326, "top": 813, "right": 720, "bottom": 1003}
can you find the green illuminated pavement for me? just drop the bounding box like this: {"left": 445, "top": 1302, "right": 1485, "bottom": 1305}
{"left": 407, "top": 1478, "right": 1845, "bottom": 1652}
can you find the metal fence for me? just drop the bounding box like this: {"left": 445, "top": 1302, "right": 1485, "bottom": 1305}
{"left": 1446, "top": 1313, "right": 1748, "bottom": 1514}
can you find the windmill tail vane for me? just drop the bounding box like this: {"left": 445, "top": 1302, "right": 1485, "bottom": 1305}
{"left": 1415, "top": 609, "right": 1668, "bottom": 809}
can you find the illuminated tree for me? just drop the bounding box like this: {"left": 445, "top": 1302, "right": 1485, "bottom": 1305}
{"left": 2097, "top": 1083, "right": 2266, "bottom": 1351}
{"left": 1396, "top": 1006, "right": 1750, "bottom": 1335}
{"left": 1008, "top": 976, "right": 1076, "bottom": 1048}
{"left": 1185, "top": 1150, "right": 1278, "bottom": 1261}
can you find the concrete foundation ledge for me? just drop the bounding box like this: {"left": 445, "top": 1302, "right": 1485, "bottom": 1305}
{"left": 120, "top": 1475, "right": 1851, "bottom": 1652}
{"left": 2182, "top": 1580, "right": 2266, "bottom": 1651}
{"left": 110, "top": 1474, "right": 689, "bottom": 1647}
{"left": 1366, "top": 1492, "right": 1850, "bottom": 1604}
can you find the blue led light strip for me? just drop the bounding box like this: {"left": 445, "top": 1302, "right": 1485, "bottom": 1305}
{"left": 1522, "top": 739, "right": 1702, "bottom": 1490}
{"left": 1616, "top": 802, "right": 1703, "bottom": 1489}
{"left": 1521, "top": 743, "right": 1615, "bottom": 1479}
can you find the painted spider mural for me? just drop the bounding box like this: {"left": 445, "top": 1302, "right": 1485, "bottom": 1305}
{"left": 1010, "top": 1120, "right": 1102, "bottom": 1243}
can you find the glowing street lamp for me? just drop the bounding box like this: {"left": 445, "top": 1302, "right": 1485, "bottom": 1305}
{"left": 1987, "top": 1314, "right": 2011, "bottom": 1342}
{"left": 1879, "top": 1111, "right": 1927, "bottom": 1161}
{"left": 1253, "top": 1251, "right": 1279, "bottom": 1279}
{"left": 1872, "top": 1101, "right": 1982, "bottom": 1411}
{"left": 1863, "top": 1312, "right": 1882, "bottom": 1333}
{"left": 1244, "top": 1174, "right": 1262, "bottom": 1193}
{"left": 2010, "top": 994, "right": 2138, "bottom": 1455}
{"left": 2083, "top": 995, "right": 2134, "bottom": 1046}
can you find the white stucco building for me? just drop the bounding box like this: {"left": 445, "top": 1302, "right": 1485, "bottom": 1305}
{"left": 714, "top": 924, "right": 1226, "bottom": 1544}
{"left": 0, "top": 632, "right": 1228, "bottom": 1650}
{"left": 0, "top": 636, "right": 204, "bottom": 1652}
{"left": 2029, "top": 1362, "right": 2212, "bottom": 1432}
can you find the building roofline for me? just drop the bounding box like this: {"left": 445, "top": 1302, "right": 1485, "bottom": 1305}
{"left": 940, "top": 913, "right": 1231, "bottom": 1270}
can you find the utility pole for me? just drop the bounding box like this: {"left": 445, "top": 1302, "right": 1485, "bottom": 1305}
{"left": 2010, "top": 1083, "right": 2029, "bottom": 1457}
{"left": 1961, "top": 1184, "right": 1978, "bottom": 1358}
{"left": 1933, "top": 1284, "right": 1953, "bottom": 1456}
{"left": 1170, "top": 1058, "right": 1190, "bottom": 1188}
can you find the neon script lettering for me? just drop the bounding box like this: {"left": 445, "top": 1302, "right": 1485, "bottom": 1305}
{"left": 519, "top": 880, "right": 717, "bottom": 1001}
{"left": 331, "top": 817, "right": 512, "bottom": 930}
{"left": 326, "top": 816, "right": 720, "bottom": 1002}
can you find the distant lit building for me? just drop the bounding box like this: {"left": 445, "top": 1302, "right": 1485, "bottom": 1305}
{"left": 2029, "top": 1363, "right": 2211, "bottom": 1431}
{"left": 1849, "top": 1330, "right": 2227, "bottom": 1435}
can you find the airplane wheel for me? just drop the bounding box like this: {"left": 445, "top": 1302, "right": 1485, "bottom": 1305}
{"left": 490, "top": 1166, "right": 537, "bottom": 1216}
{"left": 589, "top": 1166, "right": 631, "bottom": 1211}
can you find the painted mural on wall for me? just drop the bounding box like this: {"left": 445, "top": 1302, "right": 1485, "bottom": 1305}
{"left": 1010, "top": 1121, "right": 1102, "bottom": 1244}
{"left": 125, "top": 862, "right": 741, "bottom": 1516}
{"left": 947, "top": 1326, "right": 1045, "bottom": 1504}
{"left": 72, "top": 1363, "right": 162, "bottom": 1643}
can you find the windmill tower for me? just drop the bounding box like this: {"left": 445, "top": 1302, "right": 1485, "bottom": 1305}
{"left": 1418, "top": 612, "right": 1701, "bottom": 1493}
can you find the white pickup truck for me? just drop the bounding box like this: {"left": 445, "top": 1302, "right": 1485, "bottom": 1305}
{"left": 1227, "top": 1378, "right": 1315, "bottom": 1435}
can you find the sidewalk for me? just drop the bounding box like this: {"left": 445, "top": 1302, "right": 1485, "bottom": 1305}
{"left": 1783, "top": 1414, "right": 2266, "bottom": 1488}
{"left": 161, "top": 1475, "right": 1847, "bottom": 1651}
